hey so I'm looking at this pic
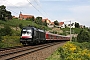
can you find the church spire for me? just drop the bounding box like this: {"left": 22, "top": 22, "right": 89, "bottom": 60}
{"left": 20, "top": 11, "right": 22, "bottom": 14}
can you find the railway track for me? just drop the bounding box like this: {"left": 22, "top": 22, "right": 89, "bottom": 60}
{"left": 0, "top": 41, "right": 66, "bottom": 60}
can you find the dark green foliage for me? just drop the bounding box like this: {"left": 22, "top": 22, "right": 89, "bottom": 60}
{"left": 75, "top": 22, "right": 80, "bottom": 28}
{"left": 78, "top": 42, "right": 90, "bottom": 50}
{"left": 35, "top": 17, "right": 42, "bottom": 25}
{"left": 87, "top": 27, "right": 90, "bottom": 32}
{"left": 77, "top": 30, "right": 90, "bottom": 43}
{"left": 0, "top": 5, "right": 12, "bottom": 20}
{"left": 19, "top": 23, "right": 23, "bottom": 29}
{"left": 26, "top": 16, "right": 34, "bottom": 21}
{"left": 0, "top": 25, "right": 12, "bottom": 36}
{"left": 54, "top": 20, "right": 59, "bottom": 25}
{"left": 43, "top": 20, "right": 47, "bottom": 26}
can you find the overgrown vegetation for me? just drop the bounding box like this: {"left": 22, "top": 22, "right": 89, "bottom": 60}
{"left": 60, "top": 28, "right": 83, "bottom": 35}
{"left": 46, "top": 42, "right": 90, "bottom": 60}
{"left": 0, "top": 36, "right": 22, "bottom": 48}
{"left": 77, "top": 29, "right": 90, "bottom": 42}
{"left": 0, "top": 25, "right": 12, "bottom": 36}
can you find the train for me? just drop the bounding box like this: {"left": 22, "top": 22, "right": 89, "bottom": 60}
{"left": 20, "top": 26, "right": 70, "bottom": 45}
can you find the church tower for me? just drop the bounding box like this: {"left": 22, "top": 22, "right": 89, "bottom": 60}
{"left": 19, "top": 12, "right": 22, "bottom": 19}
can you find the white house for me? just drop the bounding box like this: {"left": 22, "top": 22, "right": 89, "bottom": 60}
{"left": 66, "top": 23, "right": 75, "bottom": 28}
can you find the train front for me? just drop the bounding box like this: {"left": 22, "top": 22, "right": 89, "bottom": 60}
{"left": 20, "top": 27, "right": 33, "bottom": 45}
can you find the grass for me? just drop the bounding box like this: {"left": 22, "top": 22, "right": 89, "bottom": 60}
{"left": 61, "top": 28, "right": 86, "bottom": 35}
{"left": 0, "top": 19, "right": 51, "bottom": 31}
{"left": 0, "top": 36, "right": 22, "bottom": 48}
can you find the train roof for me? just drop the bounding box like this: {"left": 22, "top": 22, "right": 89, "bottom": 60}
{"left": 46, "top": 32, "right": 70, "bottom": 37}
{"left": 22, "top": 26, "right": 45, "bottom": 32}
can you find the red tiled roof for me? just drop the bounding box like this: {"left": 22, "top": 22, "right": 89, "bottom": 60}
{"left": 59, "top": 22, "right": 64, "bottom": 26}
{"left": 42, "top": 19, "right": 46, "bottom": 22}
{"left": 19, "top": 14, "right": 34, "bottom": 20}
{"left": 42, "top": 18, "right": 51, "bottom": 23}
{"left": 51, "top": 22, "right": 54, "bottom": 25}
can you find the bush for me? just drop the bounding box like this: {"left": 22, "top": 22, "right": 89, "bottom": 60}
{"left": 77, "top": 30, "right": 90, "bottom": 43}
{"left": 58, "top": 42, "right": 90, "bottom": 60}
{"left": 0, "top": 25, "right": 13, "bottom": 36}
{"left": 46, "top": 42, "right": 90, "bottom": 60}
{"left": 19, "top": 23, "right": 23, "bottom": 29}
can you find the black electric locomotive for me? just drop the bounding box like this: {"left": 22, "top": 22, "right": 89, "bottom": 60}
{"left": 20, "top": 26, "right": 46, "bottom": 45}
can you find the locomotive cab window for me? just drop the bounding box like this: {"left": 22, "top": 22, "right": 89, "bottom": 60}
{"left": 21, "top": 29, "right": 32, "bottom": 36}
{"left": 27, "top": 30, "right": 32, "bottom": 34}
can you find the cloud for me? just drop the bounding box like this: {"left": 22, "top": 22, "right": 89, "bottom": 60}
{"left": 0, "top": 0, "right": 34, "bottom": 7}
{"left": 42, "top": 0, "right": 74, "bottom": 1}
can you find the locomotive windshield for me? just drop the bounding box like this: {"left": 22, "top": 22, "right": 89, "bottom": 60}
{"left": 22, "top": 29, "right": 32, "bottom": 34}
{"left": 21, "top": 28, "right": 32, "bottom": 38}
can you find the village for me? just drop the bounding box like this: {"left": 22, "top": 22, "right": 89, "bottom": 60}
{"left": 13, "top": 12, "right": 85, "bottom": 29}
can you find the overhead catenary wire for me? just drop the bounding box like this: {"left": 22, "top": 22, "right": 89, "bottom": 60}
{"left": 4, "top": 0, "right": 24, "bottom": 16}
{"left": 7, "top": 8, "right": 19, "bottom": 15}
{"left": 27, "top": 0, "right": 46, "bottom": 18}
{"left": 33, "top": 0, "right": 53, "bottom": 20}
{"left": 3, "top": 0, "right": 51, "bottom": 19}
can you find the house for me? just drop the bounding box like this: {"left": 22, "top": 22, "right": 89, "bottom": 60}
{"left": 48, "top": 22, "right": 54, "bottom": 28}
{"left": 19, "top": 12, "right": 34, "bottom": 20}
{"left": 59, "top": 22, "right": 65, "bottom": 28}
{"left": 42, "top": 18, "right": 54, "bottom": 28}
{"left": 80, "top": 25, "right": 84, "bottom": 28}
{"left": 66, "top": 23, "right": 75, "bottom": 28}
{"left": 42, "top": 18, "right": 51, "bottom": 24}
{"left": 55, "top": 22, "right": 65, "bottom": 28}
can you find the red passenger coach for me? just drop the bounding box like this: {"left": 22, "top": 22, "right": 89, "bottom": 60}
{"left": 45, "top": 32, "right": 70, "bottom": 41}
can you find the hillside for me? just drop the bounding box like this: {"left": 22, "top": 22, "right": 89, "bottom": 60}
{"left": 48, "top": 28, "right": 63, "bottom": 34}
{"left": 0, "top": 18, "right": 86, "bottom": 36}
{"left": 0, "top": 18, "right": 51, "bottom": 31}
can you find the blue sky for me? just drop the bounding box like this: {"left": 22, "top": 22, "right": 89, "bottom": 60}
{"left": 0, "top": 0, "right": 90, "bottom": 27}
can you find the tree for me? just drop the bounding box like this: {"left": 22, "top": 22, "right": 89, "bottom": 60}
{"left": 75, "top": 22, "right": 80, "bottom": 28}
{"left": 88, "top": 27, "right": 90, "bottom": 31}
{"left": 0, "top": 5, "right": 12, "bottom": 20}
{"left": 77, "top": 30, "right": 90, "bottom": 43}
{"left": 43, "top": 20, "right": 47, "bottom": 26}
{"left": 26, "top": 16, "right": 34, "bottom": 21}
{"left": 54, "top": 20, "right": 59, "bottom": 25}
{"left": 19, "top": 23, "right": 23, "bottom": 29}
{"left": 35, "top": 17, "right": 42, "bottom": 25}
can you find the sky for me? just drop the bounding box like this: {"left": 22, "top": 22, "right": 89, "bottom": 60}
{"left": 0, "top": 0, "right": 90, "bottom": 27}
